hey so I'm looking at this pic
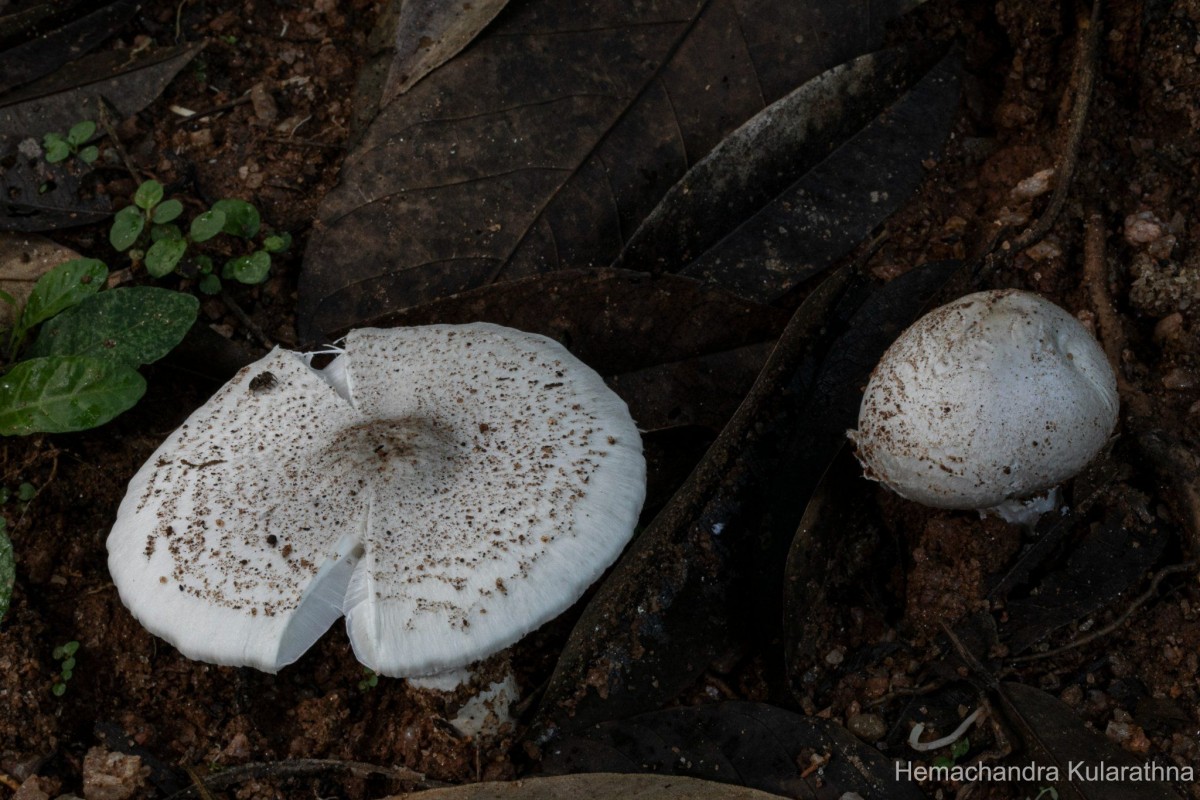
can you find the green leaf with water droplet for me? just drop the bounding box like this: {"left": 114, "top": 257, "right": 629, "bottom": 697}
{"left": 222, "top": 250, "right": 270, "bottom": 284}
{"left": 28, "top": 287, "right": 199, "bottom": 368}
{"left": 0, "top": 528, "right": 12, "bottom": 623}
{"left": 18, "top": 259, "right": 108, "bottom": 340}
{"left": 134, "top": 180, "right": 164, "bottom": 211}
{"left": 190, "top": 209, "right": 226, "bottom": 242}
{"left": 212, "top": 199, "right": 260, "bottom": 238}
{"left": 110, "top": 206, "right": 145, "bottom": 251}
{"left": 0, "top": 356, "right": 145, "bottom": 435}
{"left": 67, "top": 121, "right": 96, "bottom": 147}
{"left": 145, "top": 237, "right": 188, "bottom": 278}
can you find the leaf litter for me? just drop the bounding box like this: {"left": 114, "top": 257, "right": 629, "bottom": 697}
{"left": 5, "top": 0, "right": 1200, "bottom": 798}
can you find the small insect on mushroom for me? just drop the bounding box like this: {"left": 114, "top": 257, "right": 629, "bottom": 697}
{"left": 847, "top": 289, "right": 1118, "bottom": 523}
{"left": 108, "top": 324, "right": 646, "bottom": 679}
{"left": 248, "top": 371, "right": 278, "bottom": 393}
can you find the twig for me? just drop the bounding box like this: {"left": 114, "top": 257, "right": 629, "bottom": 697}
{"left": 974, "top": 0, "right": 1103, "bottom": 280}
{"left": 220, "top": 291, "right": 274, "bottom": 350}
{"left": 162, "top": 759, "right": 444, "bottom": 800}
{"left": 183, "top": 767, "right": 217, "bottom": 800}
{"left": 1008, "top": 561, "right": 1199, "bottom": 663}
{"left": 174, "top": 95, "right": 252, "bottom": 126}
{"left": 97, "top": 101, "right": 142, "bottom": 185}
{"left": 0, "top": 771, "right": 21, "bottom": 791}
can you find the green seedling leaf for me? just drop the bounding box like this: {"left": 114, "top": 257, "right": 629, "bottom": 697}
{"left": 0, "top": 356, "right": 146, "bottom": 435}
{"left": 61, "top": 657, "right": 75, "bottom": 671}
{"left": 79, "top": 146, "right": 99, "bottom": 164}
{"left": 0, "top": 289, "right": 16, "bottom": 308}
{"left": 262, "top": 232, "right": 292, "bottom": 253}
{"left": 222, "top": 250, "right": 270, "bottom": 284}
{"left": 151, "top": 223, "right": 183, "bottom": 243}
{"left": 43, "top": 136, "right": 70, "bottom": 163}
{"left": 0, "top": 528, "right": 12, "bottom": 623}
{"left": 145, "top": 238, "right": 188, "bottom": 278}
{"left": 134, "top": 180, "right": 164, "bottom": 211}
{"left": 19, "top": 258, "right": 108, "bottom": 335}
{"left": 152, "top": 199, "right": 183, "bottom": 224}
{"left": 52, "top": 683, "right": 65, "bottom": 696}
{"left": 52, "top": 645, "right": 64, "bottom": 659}
{"left": 211, "top": 199, "right": 260, "bottom": 238}
{"left": 63, "top": 641, "right": 79, "bottom": 656}
{"left": 17, "top": 483, "right": 34, "bottom": 502}
{"left": 110, "top": 206, "right": 146, "bottom": 251}
{"left": 29, "top": 287, "right": 199, "bottom": 367}
{"left": 198, "top": 274, "right": 221, "bottom": 295}
{"left": 67, "top": 121, "right": 96, "bottom": 146}
{"left": 190, "top": 209, "right": 226, "bottom": 242}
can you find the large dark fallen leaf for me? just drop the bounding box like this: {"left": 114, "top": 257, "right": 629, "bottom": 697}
{"left": 532, "top": 261, "right": 963, "bottom": 734}
{"left": 540, "top": 702, "right": 926, "bottom": 800}
{"left": 610, "top": 342, "right": 773, "bottom": 433}
{"left": 999, "top": 506, "right": 1166, "bottom": 656}
{"left": 385, "top": 773, "right": 782, "bottom": 799}
{"left": 379, "top": 0, "right": 510, "bottom": 102}
{"left": 0, "top": 0, "right": 138, "bottom": 96}
{"left": 617, "top": 48, "right": 959, "bottom": 302}
{"left": 997, "top": 682, "right": 1184, "bottom": 800}
{"left": 0, "top": 136, "right": 112, "bottom": 231}
{"left": 0, "top": 42, "right": 204, "bottom": 137}
{"left": 298, "top": 0, "right": 923, "bottom": 340}
{"left": 355, "top": 268, "right": 789, "bottom": 375}
{"left": 784, "top": 448, "right": 899, "bottom": 697}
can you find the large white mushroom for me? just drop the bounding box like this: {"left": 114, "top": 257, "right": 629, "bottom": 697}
{"left": 848, "top": 289, "right": 1118, "bottom": 523}
{"left": 108, "top": 323, "right": 645, "bottom": 678}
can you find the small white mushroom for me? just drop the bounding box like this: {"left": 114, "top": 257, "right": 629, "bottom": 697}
{"left": 107, "top": 323, "right": 646, "bottom": 677}
{"left": 848, "top": 289, "right": 1118, "bottom": 522}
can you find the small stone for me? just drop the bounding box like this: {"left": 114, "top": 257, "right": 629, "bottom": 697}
{"left": 188, "top": 129, "right": 213, "bottom": 148}
{"left": 846, "top": 713, "right": 887, "bottom": 742}
{"left": 1154, "top": 313, "right": 1185, "bottom": 342}
{"left": 13, "top": 776, "right": 53, "bottom": 800}
{"left": 82, "top": 748, "right": 148, "bottom": 800}
{"left": 1162, "top": 368, "right": 1196, "bottom": 391}
{"left": 249, "top": 83, "right": 278, "bottom": 124}
{"left": 1024, "top": 240, "right": 1062, "bottom": 261}
{"left": 1124, "top": 211, "right": 1166, "bottom": 246}
{"left": 824, "top": 647, "right": 845, "bottom": 666}
{"left": 1011, "top": 168, "right": 1055, "bottom": 200}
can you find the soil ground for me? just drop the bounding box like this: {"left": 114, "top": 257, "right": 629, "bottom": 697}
{"left": 5, "top": 0, "right": 1200, "bottom": 799}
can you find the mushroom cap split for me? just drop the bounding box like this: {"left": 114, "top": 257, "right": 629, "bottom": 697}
{"left": 108, "top": 324, "right": 646, "bottom": 677}
{"left": 848, "top": 289, "right": 1118, "bottom": 512}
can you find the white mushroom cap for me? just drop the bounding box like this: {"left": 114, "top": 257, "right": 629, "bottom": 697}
{"left": 848, "top": 289, "right": 1118, "bottom": 512}
{"left": 107, "top": 323, "right": 646, "bottom": 677}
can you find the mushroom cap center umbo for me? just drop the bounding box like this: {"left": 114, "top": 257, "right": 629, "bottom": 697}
{"left": 107, "top": 323, "right": 646, "bottom": 678}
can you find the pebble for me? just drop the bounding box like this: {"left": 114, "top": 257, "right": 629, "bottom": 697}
{"left": 1162, "top": 367, "right": 1196, "bottom": 391}
{"left": 1011, "top": 168, "right": 1055, "bottom": 200}
{"left": 1124, "top": 211, "right": 1165, "bottom": 246}
{"left": 846, "top": 713, "right": 887, "bottom": 742}
{"left": 81, "top": 748, "right": 147, "bottom": 800}
{"left": 1154, "top": 312, "right": 1184, "bottom": 342}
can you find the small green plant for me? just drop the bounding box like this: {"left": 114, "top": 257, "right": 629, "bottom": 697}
{"left": 43, "top": 121, "right": 100, "bottom": 165}
{"left": 0, "top": 258, "right": 199, "bottom": 436}
{"left": 358, "top": 667, "right": 379, "bottom": 691}
{"left": 110, "top": 179, "right": 290, "bottom": 295}
{"left": 930, "top": 736, "right": 970, "bottom": 769}
{"left": 50, "top": 640, "right": 79, "bottom": 696}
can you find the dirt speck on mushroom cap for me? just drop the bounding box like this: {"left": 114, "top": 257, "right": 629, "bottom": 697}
{"left": 107, "top": 323, "right": 646, "bottom": 678}
{"left": 848, "top": 289, "right": 1118, "bottom": 510}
